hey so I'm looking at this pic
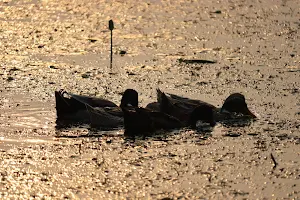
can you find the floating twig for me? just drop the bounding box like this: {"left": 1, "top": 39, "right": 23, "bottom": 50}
{"left": 178, "top": 58, "right": 217, "bottom": 64}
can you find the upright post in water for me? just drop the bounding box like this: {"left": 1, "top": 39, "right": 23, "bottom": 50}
{"left": 109, "top": 20, "right": 114, "bottom": 70}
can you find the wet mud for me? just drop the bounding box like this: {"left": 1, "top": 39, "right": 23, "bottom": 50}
{"left": 0, "top": 0, "right": 299, "bottom": 199}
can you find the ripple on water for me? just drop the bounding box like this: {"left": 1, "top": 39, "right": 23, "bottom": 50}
{"left": 0, "top": 93, "right": 56, "bottom": 149}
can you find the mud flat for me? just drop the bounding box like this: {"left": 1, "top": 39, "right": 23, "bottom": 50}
{"left": 0, "top": 0, "right": 299, "bottom": 199}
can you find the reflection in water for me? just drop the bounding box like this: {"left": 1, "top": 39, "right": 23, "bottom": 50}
{"left": 0, "top": 136, "right": 58, "bottom": 144}
{"left": 0, "top": 100, "right": 55, "bottom": 131}
{"left": 0, "top": 136, "right": 60, "bottom": 151}
{"left": 0, "top": 93, "right": 56, "bottom": 149}
{"left": 221, "top": 119, "right": 254, "bottom": 127}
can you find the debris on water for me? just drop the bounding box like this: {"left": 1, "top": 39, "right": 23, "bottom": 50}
{"left": 106, "top": 139, "right": 112, "bottom": 144}
{"left": 196, "top": 81, "right": 208, "bottom": 86}
{"left": 270, "top": 153, "right": 278, "bottom": 170}
{"left": 9, "top": 67, "right": 20, "bottom": 72}
{"left": 88, "top": 38, "right": 97, "bottom": 43}
{"left": 49, "top": 65, "right": 58, "bottom": 69}
{"left": 126, "top": 71, "right": 136, "bottom": 75}
{"left": 82, "top": 73, "right": 90, "bottom": 78}
{"left": 119, "top": 50, "right": 127, "bottom": 56}
{"left": 7, "top": 77, "right": 14, "bottom": 81}
{"left": 248, "top": 133, "right": 259, "bottom": 136}
{"left": 178, "top": 58, "right": 217, "bottom": 64}
{"left": 224, "top": 132, "right": 241, "bottom": 137}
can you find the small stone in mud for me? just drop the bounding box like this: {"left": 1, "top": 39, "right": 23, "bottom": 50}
{"left": 38, "top": 44, "right": 45, "bottom": 48}
{"left": 214, "top": 10, "right": 222, "bottom": 14}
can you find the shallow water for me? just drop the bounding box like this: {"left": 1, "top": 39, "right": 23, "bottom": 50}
{"left": 0, "top": 0, "right": 299, "bottom": 199}
{"left": 0, "top": 93, "right": 56, "bottom": 149}
{"left": 0, "top": 90, "right": 298, "bottom": 199}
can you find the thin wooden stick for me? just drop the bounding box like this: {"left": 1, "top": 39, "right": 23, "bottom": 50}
{"left": 109, "top": 20, "right": 114, "bottom": 70}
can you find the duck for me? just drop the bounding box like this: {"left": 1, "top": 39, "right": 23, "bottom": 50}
{"left": 55, "top": 89, "right": 138, "bottom": 127}
{"left": 155, "top": 89, "right": 216, "bottom": 127}
{"left": 146, "top": 89, "right": 256, "bottom": 126}
{"left": 121, "top": 106, "right": 183, "bottom": 137}
{"left": 219, "top": 93, "right": 256, "bottom": 118}
{"left": 122, "top": 104, "right": 216, "bottom": 137}
{"left": 85, "top": 103, "right": 125, "bottom": 130}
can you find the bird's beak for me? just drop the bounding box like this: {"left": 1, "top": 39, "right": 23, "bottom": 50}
{"left": 243, "top": 108, "right": 256, "bottom": 118}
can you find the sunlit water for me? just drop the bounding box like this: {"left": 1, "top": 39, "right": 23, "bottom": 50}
{"left": 0, "top": 93, "right": 57, "bottom": 149}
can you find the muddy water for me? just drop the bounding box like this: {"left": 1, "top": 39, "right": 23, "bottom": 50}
{"left": 0, "top": 0, "right": 299, "bottom": 199}
{"left": 0, "top": 93, "right": 55, "bottom": 150}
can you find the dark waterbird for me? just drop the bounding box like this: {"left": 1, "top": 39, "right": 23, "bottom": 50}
{"left": 146, "top": 89, "right": 256, "bottom": 126}
{"left": 146, "top": 89, "right": 216, "bottom": 127}
{"left": 55, "top": 89, "right": 138, "bottom": 128}
{"left": 122, "top": 104, "right": 217, "bottom": 137}
{"left": 164, "top": 90, "right": 256, "bottom": 119}
{"left": 121, "top": 106, "right": 183, "bottom": 137}
{"left": 158, "top": 89, "right": 216, "bottom": 127}
{"left": 220, "top": 93, "right": 256, "bottom": 118}
{"left": 86, "top": 104, "right": 124, "bottom": 130}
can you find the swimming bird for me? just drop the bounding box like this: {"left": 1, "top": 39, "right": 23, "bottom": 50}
{"left": 146, "top": 89, "right": 256, "bottom": 126}
{"left": 220, "top": 93, "right": 256, "bottom": 118}
{"left": 121, "top": 106, "right": 183, "bottom": 137}
{"left": 156, "top": 89, "right": 216, "bottom": 127}
{"left": 122, "top": 103, "right": 217, "bottom": 136}
{"left": 55, "top": 89, "right": 138, "bottom": 127}
{"left": 84, "top": 105, "right": 124, "bottom": 130}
